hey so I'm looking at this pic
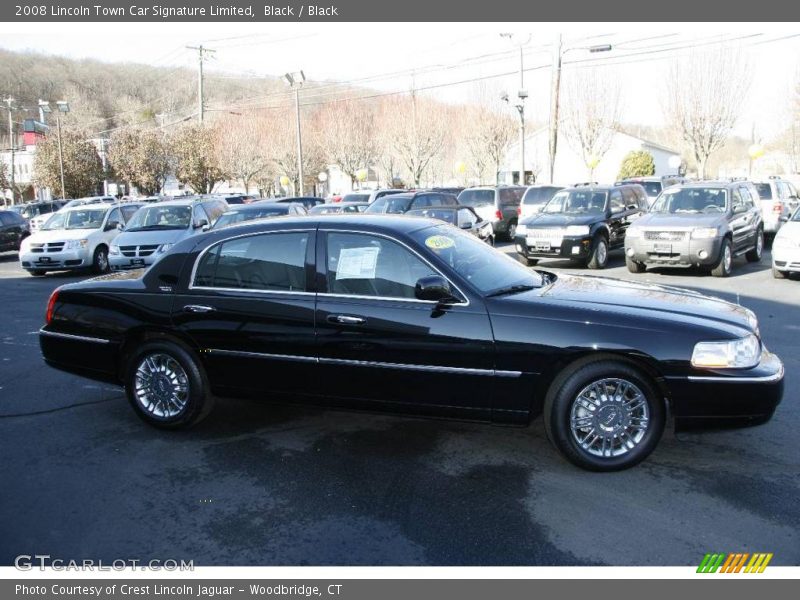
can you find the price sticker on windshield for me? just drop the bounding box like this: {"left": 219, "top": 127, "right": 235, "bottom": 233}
{"left": 425, "top": 235, "right": 455, "bottom": 250}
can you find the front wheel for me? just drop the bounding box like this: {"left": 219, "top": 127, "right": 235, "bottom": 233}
{"left": 711, "top": 238, "right": 732, "bottom": 277}
{"left": 92, "top": 246, "right": 110, "bottom": 274}
{"left": 125, "top": 341, "right": 214, "bottom": 429}
{"left": 28, "top": 269, "right": 46, "bottom": 277}
{"left": 745, "top": 229, "right": 764, "bottom": 263}
{"left": 525, "top": 258, "right": 539, "bottom": 267}
{"left": 543, "top": 359, "right": 666, "bottom": 471}
{"left": 587, "top": 236, "right": 608, "bottom": 269}
{"left": 625, "top": 255, "right": 646, "bottom": 273}
{"left": 772, "top": 266, "right": 787, "bottom": 279}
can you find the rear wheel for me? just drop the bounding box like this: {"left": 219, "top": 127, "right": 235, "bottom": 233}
{"left": 587, "top": 235, "right": 608, "bottom": 269}
{"left": 125, "top": 341, "right": 214, "bottom": 429}
{"left": 711, "top": 238, "right": 732, "bottom": 277}
{"left": 544, "top": 359, "right": 665, "bottom": 471}
{"left": 625, "top": 255, "right": 646, "bottom": 273}
{"left": 505, "top": 221, "right": 518, "bottom": 241}
{"left": 745, "top": 228, "right": 763, "bottom": 263}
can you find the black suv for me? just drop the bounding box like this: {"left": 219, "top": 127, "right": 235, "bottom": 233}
{"left": 514, "top": 183, "right": 648, "bottom": 268}
{"left": 363, "top": 191, "right": 458, "bottom": 214}
{"left": 0, "top": 210, "right": 30, "bottom": 252}
{"left": 456, "top": 186, "right": 525, "bottom": 240}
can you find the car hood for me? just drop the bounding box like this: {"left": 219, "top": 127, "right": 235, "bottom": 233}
{"left": 28, "top": 228, "right": 99, "bottom": 242}
{"left": 496, "top": 273, "right": 756, "bottom": 334}
{"left": 113, "top": 228, "right": 189, "bottom": 246}
{"left": 521, "top": 213, "right": 602, "bottom": 227}
{"left": 775, "top": 221, "right": 800, "bottom": 240}
{"left": 632, "top": 212, "right": 724, "bottom": 228}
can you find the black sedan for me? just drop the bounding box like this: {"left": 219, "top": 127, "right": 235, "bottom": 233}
{"left": 0, "top": 209, "right": 30, "bottom": 252}
{"left": 39, "top": 215, "right": 784, "bottom": 471}
{"left": 212, "top": 202, "right": 307, "bottom": 229}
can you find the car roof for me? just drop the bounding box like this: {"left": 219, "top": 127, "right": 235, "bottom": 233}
{"left": 61, "top": 202, "right": 116, "bottom": 212}
{"left": 677, "top": 180, "right": 744, "bottom": 189}
{"left": 227, "top": 202, "right": 294, "bottom": 211}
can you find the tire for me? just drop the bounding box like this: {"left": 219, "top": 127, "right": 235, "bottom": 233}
{"left": 543, "top": 359, "right": 666, "bottom": 471}
{"left": 504, "top": 221, "right": 518, "bottom": 242}
{"left": 124, "top": 341, "right": 214, "bottom": 429}
{"left": 711, "top": 237, "right": 733, "bottom": 277}
{"left": 28, "top": 270, "right": 46, "bottom": 277}
{"left": 586, "top": 235, "right": 608, "bottom": 269}
{"left": 772, "top": 266, "right": 786, "bottom": 279}
{"left": 525, "top": 258, "right": 539, "bottom": 267}
{"left": 92, "top": 245, "right": 110, "bottom": 274}
{"left": 625, "top": 255, "right": 646, "bottom": 273}
{"left": 745, "top": 229, "right": 764, "bottom": 263}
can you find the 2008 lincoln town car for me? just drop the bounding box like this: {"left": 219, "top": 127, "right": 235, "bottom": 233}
{"left": 39, "top": 215, "right": 784, "bottom": 471}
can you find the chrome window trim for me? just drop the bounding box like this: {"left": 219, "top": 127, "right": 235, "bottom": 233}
{"left": 319, "top": 228, "right": 470, "bottom": 307}
{"left": 207, "top": 348, "right": 520, "bottom": 378}
{"left": 39, "top": 328, "right": 111, "bottom": 344}
{"left": 188, "top": 228, "right": 314, "bottom": 292}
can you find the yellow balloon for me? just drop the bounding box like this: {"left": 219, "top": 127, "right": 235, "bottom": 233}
{"left": 279, "top": 175, "right": 290, "bottom": 186}
{"left": 355, "top": 168, "right": 368, "bottom": 182}
{"left": 587, "top": 155, "right": 600, "bottom": 169}
{"left": 748, "top": 144, "right": 765, "bottom": 160}
{"left": 454, "top": 161, "right": 467, "bottom": 175}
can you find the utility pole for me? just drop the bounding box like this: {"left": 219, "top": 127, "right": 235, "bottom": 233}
{"left": 500, "top": 34, "right": 529, "bottom": 186}
{"left": 3, "top": 97, "right": 19, "bottom": 205}
{"left": 548, "top": 35, "right": 563, "bottom": 184}
{"left": 284, "top": 71, "right": 306, "bottom": 195}
{"left": 55, "top": 109, "right": 66, "bottom": 200}
{"left": 187, "top": 45, "right": 215, "bottom": 124}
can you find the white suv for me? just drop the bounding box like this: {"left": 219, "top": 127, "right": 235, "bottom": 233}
{"left": 19, "top": 203, "right": 140, "bottom": 276}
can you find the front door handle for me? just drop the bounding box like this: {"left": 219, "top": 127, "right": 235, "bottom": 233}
{"left": 328, "top": 314, "right": 366, "bottom": 325}
{"left": 184, "top": 304, "right": 216, "bottom": 313}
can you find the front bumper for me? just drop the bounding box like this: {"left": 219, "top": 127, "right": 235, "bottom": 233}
{"left": 109, "top": 254, "right": 159, "bottom": 270}
{"left": 665, "top": 350, "right": 784, "bottom": 422}
{"left": 20, "top": 249, "right": 91, "bottom": 271}
{"left": 514, "top": 234, "right": 592, "bottom": 260}
{"left": 772, "top": 245, "right": 800, "bottom": 273}
{"left": 626, "top": 235, "right": 722, "bottom": 267}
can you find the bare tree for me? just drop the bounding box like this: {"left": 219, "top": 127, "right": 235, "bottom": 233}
{"left": 663, "top": 49, "right": 751, "bottom": 179}
{"left": 317, "top": 99, "right": 377, "bottom": 187}
{"left": 214, "top": 112, "right": 274, "bottom": 194}
{"left": 272, "top": 107, "right": 326, "bottom": 194}
{"left": 562, "top": 68, "right": 621, "bottom": 178}
{"left": 464, "top": 106, "right": 516, "bottom": 184}
{"left": 383, "top": 95, "right": 447, "bottom": 187}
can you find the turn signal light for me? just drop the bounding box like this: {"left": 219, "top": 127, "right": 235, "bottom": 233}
{"left": 495, "top": 209, "right": 503, "bottom": 220}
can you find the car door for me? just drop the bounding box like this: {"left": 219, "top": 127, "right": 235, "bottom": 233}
{"left": 0, "top": 213, "right": 13, "bottom": 251}
{"left": 606, "top": 189, "right": 627, "bottom": 248}
{"left": 729, "top": 187, "right": 755, "bottom": 251}
{"left": 314, "top": 229, "right": 495, "bottom": 418}
{"left": 172, "top": 229, "right": 318, "bottom": 397}
{"left": 101, "top": 207, "right": 123, "bottom": 245}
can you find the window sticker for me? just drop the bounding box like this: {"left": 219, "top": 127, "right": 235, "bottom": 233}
{"left": 425, "top": 235, "right": 455, "bottom": 250}
{"left": 336, "top": 246, "right": 380, "bottom": 280}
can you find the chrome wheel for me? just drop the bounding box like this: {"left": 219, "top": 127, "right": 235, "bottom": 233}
{"left": 756, "top": 231, "right": 763, "bottom": 258}
{"left": 134, "top": 353, "right": 190, "bottom": 419}
{"left": 569, "top": 378, "right": 650, "bottom": 458}
{"left": 507, "top": 223, "right": 517, "bottom": 238}
{"left": 596, "top": 239, "right": 608, "bottom": 265}
{"left": 723, "top": 244, "right": 732, "bottom": 272}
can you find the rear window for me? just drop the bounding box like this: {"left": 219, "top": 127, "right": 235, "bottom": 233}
{"left": 457, "top": 189, "right": 495, "bottom": 208}
{"left": 499, "top": 188, "right": 524, "bottom": 206}
{"left": 754, "top": 184, "right": 773, "bottom": 200}
{"left": 343, "top": 193, "right": 371, "bottom": 203}
{"left": 364, "top": 196, "right": 412, "bottom": 214}
{"left": 522, "top": 186, "right": 561, "bottom": 206}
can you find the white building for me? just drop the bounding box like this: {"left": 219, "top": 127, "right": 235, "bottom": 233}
{"left": 500, "top": 128, "right": 682, "bottom": 186}
{"left": 1, "top": 145, "right": 43, "bottom": 203}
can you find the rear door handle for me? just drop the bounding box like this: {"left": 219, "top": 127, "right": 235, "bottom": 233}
{"left": 184, "top": 304, "right": 216, "bottom": 313}
{"left": 328, "top": 314, "right": 366, "bottom": 325}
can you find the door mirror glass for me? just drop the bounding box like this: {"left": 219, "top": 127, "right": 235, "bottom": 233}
{"left": 415, "top": 275, "right": 454, "bottom": 303}
{"left": 105, "top": 221, "right": 119, "bottom": 231}
{"left": 194, "top": 219, "right": 209, "bottom": 229}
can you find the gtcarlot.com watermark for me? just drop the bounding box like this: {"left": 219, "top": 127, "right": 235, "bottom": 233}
{"left": 15, "top": 554, "right": 194, "bottom": 571}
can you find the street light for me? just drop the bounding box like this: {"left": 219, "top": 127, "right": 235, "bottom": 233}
{"left": 547, "top": 38, "right": 613, "bottom": 183}
{"left": 39, "top": 99, "right": 69, "bottom": 199}
{"left": 500, "top": 33, "right": 530, "bottom": 186}
{"left": 284, "top": 70, "right": 306, "bottom": 195}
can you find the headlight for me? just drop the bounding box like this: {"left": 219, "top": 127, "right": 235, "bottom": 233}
{"left": 64, "top": 239, "right": 89, "bottom": 250}
{"left": 565, "top": 225, "right": 590, "bottom": 236}
{"left": 157, "top": 243, "right": 173, "bottom": 254}
{"left": 516, "top": 224, "right": 527, "bottom": 235}
{"left": 691, "top": 227, "right": 719, "bottom": 239}
{"left": 691, "top": 334, "right": 761, "bottom": 369}
{"left": 625, "top": 227, "right": 641, "bottom": 238}
{"left": 109, "top": 245, "right": 120, "bottom": 256}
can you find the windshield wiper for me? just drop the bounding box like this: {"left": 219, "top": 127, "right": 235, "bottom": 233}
{"left": 127, "top": 224, "right": 183, "bottom": 231}
{"left": 486, "top": 283, "right": 537, "bottom": 298}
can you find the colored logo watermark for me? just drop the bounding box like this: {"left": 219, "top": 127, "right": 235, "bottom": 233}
{"left": 697, "top": 553, "right": 773, "bottom": 573}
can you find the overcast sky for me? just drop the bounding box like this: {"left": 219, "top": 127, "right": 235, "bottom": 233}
{"left": 0, "top": 22, "right": 797, "bottom": 141}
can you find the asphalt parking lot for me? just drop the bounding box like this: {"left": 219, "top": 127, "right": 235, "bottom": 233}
{"left": 0, "top": 243, "right": 797, "bottom": 566}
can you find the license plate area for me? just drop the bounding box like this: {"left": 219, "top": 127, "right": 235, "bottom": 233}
{"left": 37, "top": 256, "right": 51, "bottom": 263}
{"left": 653, "top": 243, "right": 672, "bottom": 254}
{"left": 131, "top": 258, "right": 145, "bottom": 266}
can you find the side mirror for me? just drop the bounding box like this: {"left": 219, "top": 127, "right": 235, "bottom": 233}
{"left": 116, "top": 222, "right": 124, "bottom": 231}
{"left": 194, "top": 219, "right": 209, "bottom": 229}
{"left": 627, "top": 204, "right": 638, "bottom": 211}
{"left": 105, "top": 221, "right": 120, "bottom": 232}
{"left": 460, "top": 220, "right": 475, "bottom": 230}
{"left": 201, "top": 224, "right": 211, "bottom": 232}
{"left": 415, "top": 275, "right": 456, "bottom": 303}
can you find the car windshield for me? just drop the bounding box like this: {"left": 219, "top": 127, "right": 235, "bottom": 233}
{"left": 522, "top": 187, "right": 560, "bottom": 206}
{"left": 543, "top": 190, "right": 608, "bottom": 214}
{"left": 343, "top": 193, "right": 370, "bottom": 203}
{"left": 42, "top": 208, "right": 107, "bottom": 230}
{"left": 406, "top": 208, "right": 457, "bottom": 225}
{"left": 754, "top": 183, "right": 773, "bottom": 200}
{"left": 213, "top": 207, "right": 289, "bottom": 229}
{"left": 410, "top": 224, "right": 543, "bottom": 294}
{"left": 364, "top": 196, "right": 413, "bottom": 214}
{"left": 650, "top": 188, "right": 728, "bottom": 214}
{"left": 457, "top": 189, "right": 495, "bottom": 208}
{"left": 124, "top": 205, "right": 192, "bottom": 231}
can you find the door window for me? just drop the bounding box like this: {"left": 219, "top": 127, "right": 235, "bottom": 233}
{"left": 120, "top": 205, "right": 140, "bottom": 222}
{"left": 106, "top": 208, "right": 122, "bottom": 227}
{"left": 609, "top": 190, "right": 625, "bottom": 213}
{"left": 325, "top": 232, "right": 438, "bottom": 299}
{"left": 193, "top": 232, "right": 309, "bottom": 292}
{"left": 731, "top": 188, "right": 747, "bottom": 213}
